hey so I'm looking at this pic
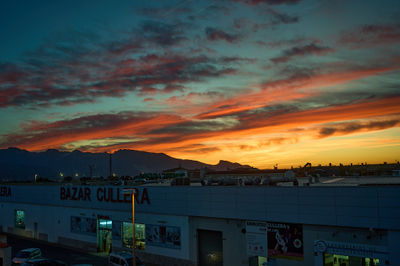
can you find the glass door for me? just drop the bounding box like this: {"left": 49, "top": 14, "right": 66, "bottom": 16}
{"left": 98, "top": 219, "right": 112, "bottom": 253}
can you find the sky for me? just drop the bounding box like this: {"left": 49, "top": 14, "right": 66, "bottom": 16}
{"left": 0, "top": 0, "right": 399, "bottom": 168}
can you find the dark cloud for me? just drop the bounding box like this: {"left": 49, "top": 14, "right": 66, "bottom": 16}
{"left": 0, "top": 111, "right": 154, "bottom": 148}
{"left": 270, "top": 43, "right": 334, "bottom": 63}
{"left": 164, "top": 144, "right": 221, "bottom": 154}
{"left": 149, "top": 119, "right": 237, "bottom": 135}
{"left": 339, "top": 23, "right": 400, "bottom": 48}
{"left": 139, "top": 20, "right": 188, "bottom": 46}
{"left": 0, "top": 46, "right": 244, "bottom": 108}
{"left": 268, "top": 8, "right": 299, "bottom": 24}
{"left": 319, "top": 119, "right": 400, "bottom": 137}
{"left": 234, "top": 0, "right": 301, "bottom": 5}
{"left": 139, "top": 7, "right": 192, "bottom": 18}
{"left": 205, "top": 27, "right": 240, "bottom": 43}
{"left": 256, "top": 37, "right": 321, "bottom": 48}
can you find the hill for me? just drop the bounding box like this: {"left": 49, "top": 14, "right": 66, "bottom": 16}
{"left": 0, "top": 147, "right": 255, "bottom": 181}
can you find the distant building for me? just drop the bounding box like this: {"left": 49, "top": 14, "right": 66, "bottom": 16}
{"left": 162, "top": 166, "right": 188, "bottom": 178}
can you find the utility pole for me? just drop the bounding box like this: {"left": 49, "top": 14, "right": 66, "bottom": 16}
{"left": 123, "top": 189, "right": 136, "bottom": 266}
{"left": 109, "top": 153, "right": 112, "bottom": 178}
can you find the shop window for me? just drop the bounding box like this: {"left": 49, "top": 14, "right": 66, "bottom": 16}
{"left": 71, "top": 216, "right": 97, "bottom": 235}
{"left": 324, "top": 254, "right": 380, "bottom": 266}
{"left": 146, "top": 224, "right": 181, "bottom": 249}
{"left": 122, "top": 222, "right": 146, "bottom": 250}
{"left": 15, "top": 210, "right": 25, "bottom": 229}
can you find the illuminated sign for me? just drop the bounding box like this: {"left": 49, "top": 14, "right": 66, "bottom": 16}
{"left": 0, "top": 186, "right": 11, "bottom": 197}
{"left": 60, "top": 187, "right": 150, "bottom": 204}
{"left": 267, "top": 222, "right": 303, "bottom": 260}
{"left": 313, "top": 240, "right": 388, "bottom": 259}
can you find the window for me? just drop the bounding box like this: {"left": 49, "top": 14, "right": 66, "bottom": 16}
{"left": 15, "top": 210, "right": 25, "bottom": 229}
{"left": 122, "top": 222, "right": 146, "bottom": 250}
{"left": 70, "top": 216, "right": 97, "bottom": 235}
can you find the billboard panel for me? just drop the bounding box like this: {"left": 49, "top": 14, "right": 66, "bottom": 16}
{"left": 267, "top": 222, "right": 303, "bottom": 260}
{"left": 246, "top": 221, "right": 268, "bottom": 257}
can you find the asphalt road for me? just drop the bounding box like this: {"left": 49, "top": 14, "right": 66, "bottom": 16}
{"left": 7, "top": 234, "right": 108, "bottom": 265}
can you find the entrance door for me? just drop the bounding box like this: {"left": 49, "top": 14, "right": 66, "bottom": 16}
{"left": 198, "top": 229, "right": 223, "bottom": 266}
{"left": 34, "top": 222, "right": 38, "bottom": 239}
{"left": 97, "top": 219, "right": 112, "bottom": 253}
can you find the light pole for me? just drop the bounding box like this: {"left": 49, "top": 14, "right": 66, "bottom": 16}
{"left": 124, "top": 189, "right": 136, "bottom": 266}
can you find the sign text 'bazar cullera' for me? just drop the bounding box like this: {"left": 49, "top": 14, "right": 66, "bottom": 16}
{"left": 60, "top": 186, "right": 150, "bottom": 204}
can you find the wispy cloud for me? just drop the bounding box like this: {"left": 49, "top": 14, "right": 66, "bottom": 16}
{"left": 234, "top": 0, "right": 301, "bottom": 5}
{"left": 205, "top": 27, "right": 240, "bottom": 43}
{"left": 339, "top": 23, "right": 400, "bottom": 48}
{"left": 318, "top": 118, "right": 400, "bottom": 138}
{"left": 270, "top": 42, "right": 334, "bottom": 63}
{"left": 267, "top": 8, "right": 299, "bottom": 24}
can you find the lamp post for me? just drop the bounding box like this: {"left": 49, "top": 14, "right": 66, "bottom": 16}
{"left": 124, "top": 189, "right": 136, "bottom": 266}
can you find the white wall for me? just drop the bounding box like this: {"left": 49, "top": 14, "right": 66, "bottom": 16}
{"left": 0, "top": 202, "right": 190, "bottom": 260}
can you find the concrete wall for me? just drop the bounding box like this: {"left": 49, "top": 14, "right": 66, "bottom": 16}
{"left": 0, "top": 201, "right": 190, "bottom": 261}
{"left": 1, "top": 185, "right": 400, "bottom": 231}
{"left": 2, "top": 185, "right": 400, "bottom": 265}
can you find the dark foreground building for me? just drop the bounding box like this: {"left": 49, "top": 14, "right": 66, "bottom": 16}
{"left": 0, "top": 179, "right": 399, "bottom": 266}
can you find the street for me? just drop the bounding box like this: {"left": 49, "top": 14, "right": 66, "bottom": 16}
{"left": 7, "top": 234, "right": 108, "bottom": 265}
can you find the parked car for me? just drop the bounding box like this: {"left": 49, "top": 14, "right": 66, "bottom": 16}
{"left": 108, "top": 252, "right": 145, "bottom": 266}
{"left": 21, "top": 258, "right": 67, "bottom": 266}
{"left": 12, "top": 248, "right": 42, "bottom": 264}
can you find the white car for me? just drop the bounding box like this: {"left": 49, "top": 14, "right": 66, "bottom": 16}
{"left": 108, "top": 252, "right": 145, "bottom": 266}
{"left": 12, "top": 248, "right": 42, "bottom": 264}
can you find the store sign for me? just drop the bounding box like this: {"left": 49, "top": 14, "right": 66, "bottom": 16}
{"left": 0, "top": 186, "right": 11, "bottom": 197}
{"left": 246, "top": 221, "right": 268, "bottom": 257}
{"left": 267, "top": 222, "right": 303, "bottom": 260}
{"left": 60, "top": 187, "right": 150, "bottom": 204}
{"left": 313, "top": 240, "right": 388, "bottom": 259}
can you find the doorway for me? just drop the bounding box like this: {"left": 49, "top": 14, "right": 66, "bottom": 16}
{"left": 198, "top": 229, "right": 223, "bottom": 266}
{"left": 34, "top": 222, "right": 38, "bottom": 239}
{"left": 97, "top": 219, "right": 112, "bottom": 253}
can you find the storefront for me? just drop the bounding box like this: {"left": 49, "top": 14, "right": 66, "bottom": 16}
{"left": 1, "top": 185, "right": 400, "bottom": 266}
{"left": 314, "top": 240, "right": 388, "bottom": 266}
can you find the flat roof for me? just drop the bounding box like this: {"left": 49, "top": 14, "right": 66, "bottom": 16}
{"left": 2, "top": 175, "right": 400, "bottom": 187}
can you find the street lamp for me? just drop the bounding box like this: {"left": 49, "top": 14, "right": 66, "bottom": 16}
{"left": 123, "top": 189, "right": 136, "bottom": 266}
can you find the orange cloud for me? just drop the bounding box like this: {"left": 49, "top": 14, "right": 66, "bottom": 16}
{"left": 194, "top": 65, "right": 399, "bottom": 119}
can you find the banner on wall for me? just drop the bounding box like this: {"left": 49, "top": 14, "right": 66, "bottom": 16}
{"left": 145, "top": 224, "right": 181, "bottom": 249}
{"left": 267, "top": 222, "right": 303, "bottom": 260}
{"left": 246, "top": 221, "right": 268, "bottom": 257}
{"left": 70, "top": 216, "right": 97, "bottom": 235}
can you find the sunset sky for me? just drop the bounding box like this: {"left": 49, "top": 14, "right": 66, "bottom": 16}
{"left": 0, "top": 0, "right": 399, "bottom": 168}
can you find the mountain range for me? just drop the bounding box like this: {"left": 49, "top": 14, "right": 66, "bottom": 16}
{"left": 0, "top": 147, "right": 254, "bottom": 181}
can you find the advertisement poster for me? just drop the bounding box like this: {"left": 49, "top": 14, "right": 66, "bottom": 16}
{"left": 267, "top": 222, "right": 303, "bottom": 260}
{"left": 246, "top": 221, "right": 268, "bottom": 257}
{"left": 70, "top": 216, "right": 97, "bottom": 235}
{"left": 145, "top": 224, "right": 181, "bottom": 249}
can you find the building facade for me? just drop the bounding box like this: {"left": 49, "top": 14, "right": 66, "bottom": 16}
{"left": 0, "top": 184, "right": 399, "bottom": 266}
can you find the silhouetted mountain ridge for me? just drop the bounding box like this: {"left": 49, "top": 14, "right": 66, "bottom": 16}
{"left": 0, "top": 147, "right": 255, "bottom": 181}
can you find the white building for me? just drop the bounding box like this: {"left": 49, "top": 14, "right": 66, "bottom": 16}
{"left": 0, "top": 180, "right": 399, "bottom": 266}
